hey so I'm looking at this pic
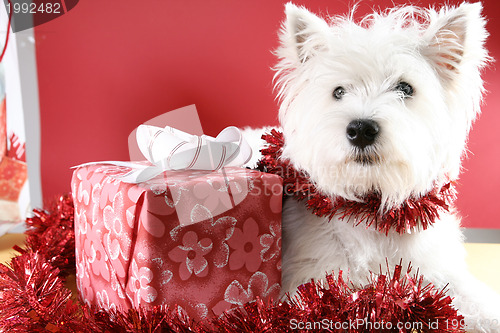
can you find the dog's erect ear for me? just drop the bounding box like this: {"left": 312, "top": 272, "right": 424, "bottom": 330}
{"left": 423, "top": 2, "right": 489, "bottom": 83}
{"left": 280, "top": 3, "right": 330, "bottom": 63}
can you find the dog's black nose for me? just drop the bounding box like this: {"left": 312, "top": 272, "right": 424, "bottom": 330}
{"left": 346, "top": 119, "right": 379, "bottom": 149}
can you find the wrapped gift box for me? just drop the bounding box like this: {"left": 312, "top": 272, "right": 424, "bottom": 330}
{"left": 72, "top": 164, "right": 282, "bottom": 320}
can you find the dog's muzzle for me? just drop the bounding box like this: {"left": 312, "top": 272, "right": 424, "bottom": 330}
{"left": 346, "top": 119, "right": 379, "bottom": 149}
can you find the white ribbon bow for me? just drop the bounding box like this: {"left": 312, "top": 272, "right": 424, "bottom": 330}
{"left": 75, "top": 125, "right": 252, "bottom": 183}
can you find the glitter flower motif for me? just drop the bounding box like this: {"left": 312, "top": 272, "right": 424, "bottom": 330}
{"left": 80, "top": 285, "right": 94, "bottom": 307}
{"left": 74, "top": 207, "right": 88, "bottom": 236}
{"left": 75, "top": 168, "right": 94, "bottom": 206}
{"left": 226, "top": 172, "right": 254, "bottom": 206}
{"left": 97, "top": 175, "right": 122, "bottom": 209}
{"left": 168, "top": 231, "right": 213, "bottom": 280}
{"left": 77, "top": 181, "right": 90, "bottom": 206}
{"left": 102, "top": 192, "right": 130, "bottom": 277}
{"left": 227, "top": 218, "right": 263, "bottom": 272}
{"left": 110, "top": 267, "right": 127, "bottom": 300}
{"left": 103, "top": 192, "right": 124, "bottom": 237}
{"left": 212, "top": 271, "right": 280, "bottom": 314}
{"left": 96, "top": 290, "right": 116, "bottom": 312}
{"left": 176, "top": 303, "right": 209, "bottom": 320}
{"left": 75, "top": 247, "right": 94, "bottom": 304}
{"left": 85, "top": 237, "right": 110, "bottom": 282}
{"left": 145, "top": 179, "right": 184, "bottom": 209}
{"left": 90, "top": 182, "right": 103, "bottom": 225}
{"left": 129, "top": 259, "right": 157, "bottom": 304}
{"left": 260, "top": 221, "right": 281, "bottom": 262}
{"left": 211, "top": 216, "right": 238, "bottom": 268}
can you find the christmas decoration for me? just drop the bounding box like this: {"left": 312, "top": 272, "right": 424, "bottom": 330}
{"left": 213, "top": 265, "right": 465, "bottom": 333}
{"left": 0, "top": 195, "right": 83, "bottom": 332}
{"left": 0, "top": 194, "right": 465, "bottom": 332}
{"left": 7, "top": 132, "right": 26, "bottom": 162}
{"left": 257, "top": 129, "right": 457, "bottom": 235}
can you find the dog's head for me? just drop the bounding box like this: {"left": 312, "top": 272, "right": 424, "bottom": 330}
{"left": 275, "top": 2, "right": 490, "bottom": 209}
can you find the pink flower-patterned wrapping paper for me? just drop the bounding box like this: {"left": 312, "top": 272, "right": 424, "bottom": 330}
{"left": 71, "top": 164, "right": 282, "bottom": 320}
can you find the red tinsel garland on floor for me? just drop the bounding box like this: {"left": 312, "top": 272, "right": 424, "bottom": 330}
{"left": 0, "top": 195, "right": 464, "bottom": 332}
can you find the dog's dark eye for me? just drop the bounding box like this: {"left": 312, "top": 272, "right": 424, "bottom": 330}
{"left": 333, "top": 86, "right": 346, "bottom": 100}
{"left": 395, "top": 81, "right": 414, "bottom": 98}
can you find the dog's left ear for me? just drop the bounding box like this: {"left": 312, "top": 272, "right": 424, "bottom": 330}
{"left": 279, "top": 3, "right": 330, "bottom": 64}
{"left": 423, "top": 2, "right": 490, "bottom": 84}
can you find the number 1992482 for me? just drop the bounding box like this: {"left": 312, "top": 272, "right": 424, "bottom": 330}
{"left": 6, "top": 2, "right": 61, "bottom": 14}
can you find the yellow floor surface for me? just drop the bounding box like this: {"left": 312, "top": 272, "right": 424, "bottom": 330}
{"left": 0, "top": 233, "right": 25, "bottom": 264}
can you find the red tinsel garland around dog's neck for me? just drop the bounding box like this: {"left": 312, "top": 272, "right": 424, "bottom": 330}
{"left": 256, "top": 129, "right": 457, "bottom": 235}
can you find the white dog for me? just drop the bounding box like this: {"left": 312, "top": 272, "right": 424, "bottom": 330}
{"left": 244, "top": 2, "right": 500, "bottom": 332}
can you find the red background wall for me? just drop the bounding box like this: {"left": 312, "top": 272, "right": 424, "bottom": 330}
{"left": 34, "top": 0, "right": 500, "bottom": 229}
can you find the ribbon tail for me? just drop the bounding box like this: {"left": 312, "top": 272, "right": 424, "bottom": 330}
{"left": 72, "top": 161, "right": 164, "bottom": 183}
{"left": 116, "top": 165, "right": 164, "bottom": 183}
{"left": 72, "top": 161, "right": 147, "bottom": 169}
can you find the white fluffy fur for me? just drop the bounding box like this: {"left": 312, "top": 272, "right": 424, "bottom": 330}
{"left": 243, "top": 2, "right": 500, "bottom": 332}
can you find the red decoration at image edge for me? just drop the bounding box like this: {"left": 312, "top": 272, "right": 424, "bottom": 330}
{"left": 0, "top": 195, "right": 464, "bottom": 332}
